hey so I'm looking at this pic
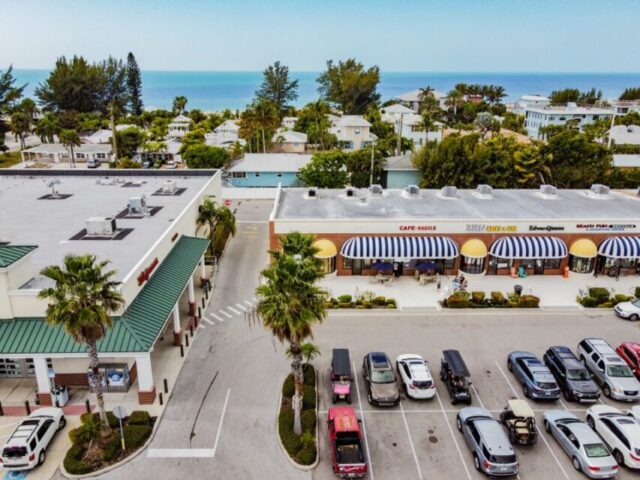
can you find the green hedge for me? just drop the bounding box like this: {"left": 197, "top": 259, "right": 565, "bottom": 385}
{"left": 303, "top": 364, "right": 315, "bottom": 386}
{"left": 338, "top": 295, "right": 352, "bottom": 303}
{"left": 128, "top": 411, "right": 151, "bottom": 426}
{"left": 282, "top": 375, "right": 295, "bottom": 397}
{"left": 123, "top": 425, "right": 151, "bottom": 450}
{"left": 64, "top": 444, "right": 93, "bottom": 475}
{"left": 81, "top": 411, "right": 119, "bottom": 429}
{"left": 446, "top": 291, "right": 470, "bottom": 308}
{"left": 518, "top": 295, "right": 540, "bottom": 308}
{"left": 297, "top": 445, "right": 317, "bottom": 465}
{"left": 491, "top": 291, "right": 506, "bottom": 305}
{"left": 102, "top": 436, "right": 120, "bottom": 462}
{"left": 278, "top": 409, "right": 301, "bottom": 453}
{"left": 589, "top": 287, "right": 610, "bottom": 303}
{"left": 471, "top": 291, "right": 485, "bottom": 303}
{"left": 302, "top": 385, "right": 316, "bottom": 410}
{"left": 301, "top": 409, "right": 317, "bottom": 432}
{"left": 580, "top": 296, "right": 598, "bottom": 307}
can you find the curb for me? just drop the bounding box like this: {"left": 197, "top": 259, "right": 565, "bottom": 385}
{"left": 275, "top": 366, "right": 320, "bottom": 471}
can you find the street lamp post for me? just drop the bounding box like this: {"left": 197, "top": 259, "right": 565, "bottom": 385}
{"left": 369, "top": 139, "right": 376, "bottom": 186}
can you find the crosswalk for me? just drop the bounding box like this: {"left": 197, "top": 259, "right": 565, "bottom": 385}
{"left": 198, "top": 298, "right": 256, "bottom": 329}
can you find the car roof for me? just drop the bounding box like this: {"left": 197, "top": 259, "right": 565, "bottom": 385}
{"left": 332, "top": 348, "right": 351, "bottom": 376}
{"left": 5, "top": 419, "right": 41, "bottom": 447}
{"left": 407, "top": 362, "right": 431, "bottom": 380}
{"left": 475, "top": 419, "right": 514, "bottom": 453}
{"left": 565, "top": 421, "right": 605, "bottom": 443}
{"left": 442, "top": 350, "right": 470, "bottom": 376}
{"left": 612, "top": 417, "right": 640, "bottom": 441}
{"left": 369, "top": 352, "right": 391, "bottom": 369}
{"left": 550, "top": 346, "right": 578, "bottom": 360}
{"left": 622, "top": 342, "right": 640, "bottom": 353}
{"left": 586, "top": 338, "right": 617, "bottom": 355}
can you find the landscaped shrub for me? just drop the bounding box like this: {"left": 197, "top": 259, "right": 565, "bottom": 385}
{"left": 589, "top": 287, "right": 610, "bottom": 304}
{"left": 614, "top": 294, "right": 633, "bottom": 303}
{"left": 338, "top": 295, "right": 352, "bottom": 303}
{"left": 303, "top": 363, "right": 315, "bottom": 386}
{"left": 69, "top": 418, "right": 100, "bottom": 445}
{"left": 518, "top": 295, "right": 540, "bottom": 308}
{"left": 598, "top": 301, "right": 614, "bottom": 308}
{"left": 338, "top": 302, "right": 352, "bottom": 308}
{"left": 81, "top": 411, "right": 119, "bottom": 429}
{"left": 122, "top": 424, "right": 151, "bottom": 450}
{"left": 278, "top": 409, "right": 301, "bottom": 453}
{"left": 372, "top": 296, "right": 387, "bottom": 305}
{"left": 362, "top": 302, "right": 373, "bottom": 309}
{"left": 471, "top": 291, "right": 485, "bottom": 304}
{"left": 301, "top": 409, "right": 316, "bottom": 432}
{"left": 446, "top": 291, "right": 470, "bottom": 308}
{"left": 297, "top": 445, "right": 317, "bottom": 465}
{"left": 282, "top": 374, "right": 295, "bottom": 397}
{"left": 507, "top": 301, "right": 518, "bottom": 308}
{"left": 491, "top": 291, "right": 506, "bottom": 305}
{"left": 102, "top": 436, "right": 121, "bottom": 462}
{"left": 128, "top": 411, "right": 151, "bottom": 426}
{"left": 356, "top": 305, "right": 365, "bottom": 309}
{"left": 302, "top": 385, "right": 316, "bottom": 410}
{"left": 387, "top": 303, "right": 396, "bottom": 309}
{"left": 64, "top": 444, "right": 93, "bottom": 475}
{"left": 580, "top": 296, "right": 598, "bottom": 307}
{"left": 635, "top": 287, "right": 640, "bottom": 298}
{"left": 386, "top": 298, "right": 396, "bottom": 306}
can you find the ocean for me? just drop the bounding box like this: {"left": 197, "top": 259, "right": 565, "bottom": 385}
{"left": 11, "top": 70, "right": 640, "bottom": 112}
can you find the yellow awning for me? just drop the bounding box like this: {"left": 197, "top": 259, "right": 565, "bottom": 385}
{"left": 460, "top": 239, "right": 488, "bottom": 259}
{"left": 570, "top": 239, "right": 598, "bottom": 258}
{"left": 313, "top": 239, "right": 337, "bottom": 259}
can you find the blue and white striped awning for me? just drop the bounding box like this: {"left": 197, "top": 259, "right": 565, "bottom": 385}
{"left": 598, "top": 236, "right": 640, "bottom": 258}
{"left": 489, "top": 236, "right": 568, "bottom": 259}
{"left": 340, "top": 236, "right": 459, "bottom": 260}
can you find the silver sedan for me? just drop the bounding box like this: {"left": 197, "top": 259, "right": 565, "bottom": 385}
{"left": 543, "top": 410, "right": 619, "bottom": 479}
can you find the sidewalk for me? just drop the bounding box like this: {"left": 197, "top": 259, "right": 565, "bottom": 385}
{"left": 320, "top": 272, "right": 640, "bottom": 310}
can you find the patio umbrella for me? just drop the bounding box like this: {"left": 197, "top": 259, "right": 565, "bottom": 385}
{"left": 416, "top": 262, "right": 438, "bottom": 271}
{"left": 373, "top": 262, "right": 393, "bottom": 271}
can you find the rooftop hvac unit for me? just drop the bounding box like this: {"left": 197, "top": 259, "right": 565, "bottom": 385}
{"left": 441, "top": 186, "right": 458, "bottom": 198}
{"left": 306, "top": 188, "right": 317, "bottom": 198}
{"left": 162, "top": 180, "right": 177, "bottom": 194}
{"left": 345, "top": 187, "right": 356, "bottom": 198}
{"left": 476, "top": 184, "right": 493, "bottom": 197}
{"left": 539, "top": 184, "right": 558, "bottom": 197}
{"left": 369, "top": 184, "right": 383, "bottom": 196}
{"left": 86, "top": 217, "right": 117, "bottom": 236}
{"left": 405, "top": 185, "right": 420, "bottom": 197}
{"left": 590, "top": 184, "right": 610, "bottom": 196}
{"left": 128, "top": 195, "right": 148, "bottom": 216}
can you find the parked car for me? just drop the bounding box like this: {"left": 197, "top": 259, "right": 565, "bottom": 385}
{"left": 86, "top": 158, "right": 100, "bottom": 169}
{"left": 544, "top": 346, "right": 600, "bottom": 403}
{"left": 331, "top": 348, "right": 353, "bottom": 404}
{"left": 499, "top": 399, "right": 538, "bottom": 445}
{"left": 614, "top": 299, "right": 640, "bottom": 321}
{"left": 396, "top": 354, "right": 436, "bottom": 400}
{"left": 616, "top": 342, "right": 640, "bottom": 379}
{"left": 586, "top": 405, "right": 640, "bottom": 469}
{"left": 327, "top": 406, "right": 368, "bottom": 478}
{"left": 0, "top": 407, "right": 66, "bottom": 471}
{"left": 456, "top": 407, "right": 519, "bottom": 477}
{"left": 440, "top": 349, "right": 472, "bottom": 405}
{"left": 362, "top": 352, "right": 400, "bottom": 407}
{"left": 543, "top": 410, "right": 619, "bottom": 479}
{"left": 578, "top": 338, "right": 640, "bottom": 401}
{"left": 507, "top": 351, "right": 560, "bottom": 400}
{"left": 627, "top": 406, "right": 640, "bottom": 423}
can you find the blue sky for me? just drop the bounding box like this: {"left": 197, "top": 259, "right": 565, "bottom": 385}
{"left": 1, "top": 0, "right": 639, "bottom": 72}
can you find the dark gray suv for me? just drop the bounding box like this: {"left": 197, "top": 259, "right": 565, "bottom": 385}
{"left": 544, "top": 346, "right": 600, "bottom": 403}
{"left": 362, "top": 352, "right": 400, "bottom": 407}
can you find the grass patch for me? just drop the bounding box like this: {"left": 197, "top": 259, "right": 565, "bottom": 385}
{"left": 278, "top": 363, "right": 317, "bottom": 466}
{"left": 0, "top": 151, "right": 21, "bottom": 168}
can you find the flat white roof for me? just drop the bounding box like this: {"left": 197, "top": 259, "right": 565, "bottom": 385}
{"left": 25, "top": 143, "right": 113, "bottom": 154}
{"left": 613, "top": 154, "right": 640, "bottom": 168}
{"left": 396, "top": 89, "right": 446, "bottom": 102}
{"left": 333, "top": 115, "right": 371, "bottom": 128}
{"left": 272, "top": 130, "right": 308, "bottom": 143}
{"left": 525, "top": 105, "right": 613, "bottom": 115}
{"left": 0, "top": 171, "right": 216, "bottom": 282}
{"left": 228, "top": 153, "right": 312, "bottom": 173}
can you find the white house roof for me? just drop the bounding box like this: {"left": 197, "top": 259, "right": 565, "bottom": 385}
{"left": 272, "top": 130, "right": 308, "bottom": 143}
{"left": 380, "top": 104, "right": 415, "bottom": 115}
{"left": 228, "top": 153, "right": 312, "bottom": 173}
{"left": 525, "top": 105, "right": 614, "bottom": 116}
{"left": 613, "top": 154, "right": 640, "bottom": 168}
{"left": 519, "top": 95, "right": 549, "bottom": 102}
{"left": 333, "top": 115, "right": 371, "bottom": 128}
{"left": 396, "top": 89, "right": 446, "bottom": 102}
{"left": 384, "top": 154, "right": 417, "bottom": 171}
{"left": 214, "top": 119, "right": 239, "bottom": 133}
{"left": 84, "top": 129, "right": 112, "bottom": 144}
{"left": 170, "top": 114, "right": 192, "bottom": 124}
{"left": 281, "top": 116, "right": 297, "bottom": 124}
{"left": 610, "top": 125, "right": 640, "bottom": 145}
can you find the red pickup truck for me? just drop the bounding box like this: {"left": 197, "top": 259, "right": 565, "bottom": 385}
{"left": 328, "top": 406, "right": 368, "bottom": 478}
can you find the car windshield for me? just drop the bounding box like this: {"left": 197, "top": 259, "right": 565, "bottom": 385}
{"left": 607, "top": 364, "right": 634, "bottom": 377}
{"left": 584, "top": 443, "right": 610, "bottom": 458}
{"left": 567, "top": 369, "right": 591, "bottom": 381}
{"left": 2, "top": 446, "right": 27, "bottom": 458}
{"left": 633, "top": 299, "right": 640, "bottom": 308}
{"left": 371, "top": 369, "right": 394, "bottom": 383}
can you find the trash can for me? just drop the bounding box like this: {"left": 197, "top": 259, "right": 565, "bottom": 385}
{"left": 52, "top": 385, "right": 69, "bottom": 407}
{"left": 514, "top": 285, "right": 523, "bottom": 296}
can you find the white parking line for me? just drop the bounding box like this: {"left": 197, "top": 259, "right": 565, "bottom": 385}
{"left": 235, "top": 303, "right": 247, "bottom": 312}
{"left": 558, "top": 398, "right": 569, "bottom": 410}
{"left": 226, "top": 306, "right": 242, "bottom": 315}
{"left": 470, "top": 384, "right": 485, "bottom": 409}
{"left": 353, "top": 361, "right": 374, "bottom": 480}
{"left": 399, "top": 402, "right": 424, "bottom": 480}
{"left": 219, "top": 310, "right": 232, "bottom": 319}
{"left": 203, "top": 317, "right": 215, "bottom": 325}
{"left": 198, "top": 324, "right": 206, "bottom": 329}
{"left": 494, "top": 360, "right": 571, "bottom": 480}
{"left": 212, "top": 388, "right": 231, "bottom": 458}
{"left": 434, "top": 391, "right": 472, "bottom": 480}
{"left": 243, "top": 300, "right": 253, "bottom": 307}
{"left": 210, "top": 313, "right": 225, "bottom": 322}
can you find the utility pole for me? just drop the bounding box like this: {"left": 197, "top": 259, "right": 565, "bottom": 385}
{"left": 369, "top": 139, "right": 375, "bottom": 186}
{"left": 607, "top": 110, "right": 616, "bottom": 149}
{"left": 396, "top": 113, "right": 404, "bottom": 156}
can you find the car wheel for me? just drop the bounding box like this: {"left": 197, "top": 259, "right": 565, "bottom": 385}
{"left": 563, "top": 389, "right": 573, "bottom": 402}
{"left": 456, "top": 415, "right": 462, "bottom": 432}
{"left": 507, "top": 360, "right": 513, "bottom": 372}
{"left": 473, "top": 454, "right": 481, "bottom": 471}
{"left": 586, "top": 415, "right": 595, "bottom": 430}
{"left": 38, "top": 449, "right": 46, "bottom": 466}
{"left": 544, "top": 419, "right": 551, "bottom": 433}
{"left": 572, "top": 456, "right": 582, "bottom": 472}
{"left": 580, "top": 355, "right": 587, "bottom": 366}
{"left": 523, "top": 385, "right": 530, "bottom": 398}
{"left": 347, "top": 394, "right": 352, "bottom": 404}
{"left": 603, "top": 384, "right": 612, "bottom": 398}
{"left": 631, "top": 314, "right": 639, "bottom": 321}
{"left": 58, "top": 416, "right": 66, "bottom": 430}
{"left": 613, "top": 449, "right": 625, "bottom": 466}
{"left": 332, "top": 394, "right": 337, "bottom": 404}
{"left": 367, "top": 393, "right": 372, "bottom": 404}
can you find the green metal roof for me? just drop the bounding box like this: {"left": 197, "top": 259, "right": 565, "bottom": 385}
{"left": 0, "top": 245, "right": 37, "bottom": 269}
{"left": 0, "top": 236, "right": 209, "bottom": 355}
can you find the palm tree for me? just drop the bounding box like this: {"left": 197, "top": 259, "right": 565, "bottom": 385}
{"left": 445, "top": 89, "right": 464, "bottom": 119}
{"left": 35, "top": 113, "right": 60, "bottom": 143}
{"left": 253, "top": 98, "right": 279, "bottom": 153}
{"left": 59, "top": 129, "right": 81, "bottom": 168}
{"left": 287, "top": 342, "right": 321, "bottom": 364}
{"left": 9, "top": 111, "right": 30, "bottom": 150}
{"left": 172, "top": 96, "right": 188, "bottom": 115}
{"left": 255, "top": 232, "right": 327, "bottom": 435}
{"left": 38, "top": 255, "right": 124, "bottom": 432}
{"left": 195, "top": 198, "right": 237, "bottom": 260}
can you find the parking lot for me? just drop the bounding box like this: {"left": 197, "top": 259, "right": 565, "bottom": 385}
{"left": 313, "top": 310, "right": 640, "bottom": 480}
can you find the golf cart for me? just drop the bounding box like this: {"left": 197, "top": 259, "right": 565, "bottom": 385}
{"left": 440, "top": 350, "right": 472, "bottom": 405}
{"left": 331, "top": 348, "right": 352, "bottom": 404}
{"left": 499, "top": 399, "right": 538, "bottom": 445}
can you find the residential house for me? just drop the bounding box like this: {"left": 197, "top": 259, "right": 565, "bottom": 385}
{"left": 395, "top": 89, "right": 447, "bottom": 112}
{"left": 168, "top": 114, "right": 192, "bottom": 138}
{"left": 205, "top": 119, "right": 244, "bottom": 147}
{"left": 613, "top": 154, "right": 640, "bottom": 168}
{"left": 380, "top": 104, "right": 442, "bottom": 147}
{"left": 609, "top": 100, "right": 640, "bottom": 115}
{"left": 524, "top": 103, "right": 614, "bottom": 138}
{"left": 329, "top": 115, "right": 376, "bottom": 151}
{"left": 281, "top": 116, "right": 297, "bottom": 129}
{"left": 84, "top": 125, "right": 141, "bottom": 144}
{"left": 227, "top": 153, "right": 311, "bottom": 187}
{"left": 382, "top": 154, "right": 421, "bottom": 188}
{"left": 610, "top": 125, "right": 640, "bottom": 146}
{"left": 21, "top": 143, "right": 113, "bottom": 164}
{"left": 511, "top": 95, "right": 550, "bottom": 114}
{"left": 134, "top": 140, "right": 182, "bottom": 165}
{"left": 271, "top": 130, "right": 308, "bottom": 153}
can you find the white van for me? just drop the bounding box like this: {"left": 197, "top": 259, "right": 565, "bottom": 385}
{"left": 87, "top": 158, "right": 101, "bottom": 168}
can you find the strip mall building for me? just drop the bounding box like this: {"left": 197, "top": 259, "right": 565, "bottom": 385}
{"left": 270, "top": 185, "right": 640, "bottom": 277}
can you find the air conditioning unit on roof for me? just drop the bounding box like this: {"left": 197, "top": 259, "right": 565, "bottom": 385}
{"left": 590, "top": 184, "right": 610, "bottom": 196}
{"left": 539, "top": 184, "right": 558, "bottom": 197}
{"left": 86, "top": 217, "right": 116, "bottom": 236}
{"left": 405, "top": 185, "right": 420, "bottom": 197}
{"left": 369, "top": 184, "right": 383, "bottom": 196}
{"left": 441, "top": 186, "right": 458, "bottom": 198}
{"left": 162, "top": 180, "right": 177, "bottom": 193}
{"left": 128, "top": 195, "right": 148, "bottom": 216}
{"left": 476, "top": 184, "right": 493, "bottom": 198}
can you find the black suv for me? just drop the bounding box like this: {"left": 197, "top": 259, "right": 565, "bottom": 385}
{"left": 543, "top": 346, "right": 600, "bottom": 403}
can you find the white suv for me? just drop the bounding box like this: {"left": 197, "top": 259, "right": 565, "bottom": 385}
{"left": 1, "top": 408, "right": 66, "bottom": 470}
{"left": 586, "top": 405, "right": 640, "bottom": 469}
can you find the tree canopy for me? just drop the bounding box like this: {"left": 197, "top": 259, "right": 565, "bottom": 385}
{"left": 256, "top": 61, "right": 299, "bottom": 118}
{"left": 126, "top": 52, "right": 144, "bottom": 116}
{"left": 298, "top": 151, "right": 349, "bottom": 188}
{"left": 317, "top": 59, "right": 380, "bottom": 114}
{"left": 549, "top": 88, "right": 602, "bottom": 106}
{"left": 619, "top": 87, "right": 640, "bottom": 101}
{"left": 183, "top": 144, "right": 229, "bottom": 168}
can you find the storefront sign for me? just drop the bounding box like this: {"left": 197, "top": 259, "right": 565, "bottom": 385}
{"left": 465, "top": 224, "right": 518, "bottom": 233}
{"left": 399, "top": 225, "right": 437, "bottom": 232}
{"left": 529, "top": 225, "right": 565, "bottom": 232}
{"left": 137, "top": 257, "right": 159, "bottom": 285}
{"left": 576, "top": 223, "right": 637, "bottom": 232}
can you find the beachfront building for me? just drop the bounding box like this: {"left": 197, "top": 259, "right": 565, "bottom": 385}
{"left": 205, "top": 119, "right": 244, "bottom": 148}
{"left": 381, "top": 104, "right": 443, "bottom": 147}
{"left": 271, "top": 130, "right": 308, "bottom": 153}
{"left": 329, "top": 115, "right": 376, "bottom": 151}
{"left": 395, "top": 89, "right": 448, "bottom": 112}
{"left": 382, "top": 155, "right": 421, "bottom": 189}
{"left": 0, "top": 169, "right": 221, "bottom": 405}
{"left": 270, "top": 184, "right": 640, "bottom": 277}
{"left": 609, "top": 100, "right": 640, "bottom": 116}
{"left": 524, "top": 103, "right": 614, "bottom": 138}
{"left": 281, "top": 117, "right": 297, "bottom": 129}
{"left": 227, "top": 153, "right": 311, "bottom": 187}
{"left": 21, "top": 143, "right": 113, "bottom": 165}
{"left": 511, "top": 95, "right": 550, "bottom": 114}
{"left": 168, "top": 114, "right": 192, "bottom": 138}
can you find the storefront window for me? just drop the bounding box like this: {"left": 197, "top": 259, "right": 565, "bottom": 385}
{"left": 321, "top": 257, "right": 336, "bottom": 274}
{"left": 521, "top": 259, "right": 536, "bottom": 269}
{"left": 343, "top": 258, "right": 352, "bottom": 269}
{"left": 604, "top": 257, "right": 637, "bottom": 269}
{"left": 460, "top": 256, "right": 485, "bottom": 274}
{"left": 544, "top": 258, "right": 561, "bottom": 269}
{"left": 569, "top": 255, "right": 595, "bottom": 273}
